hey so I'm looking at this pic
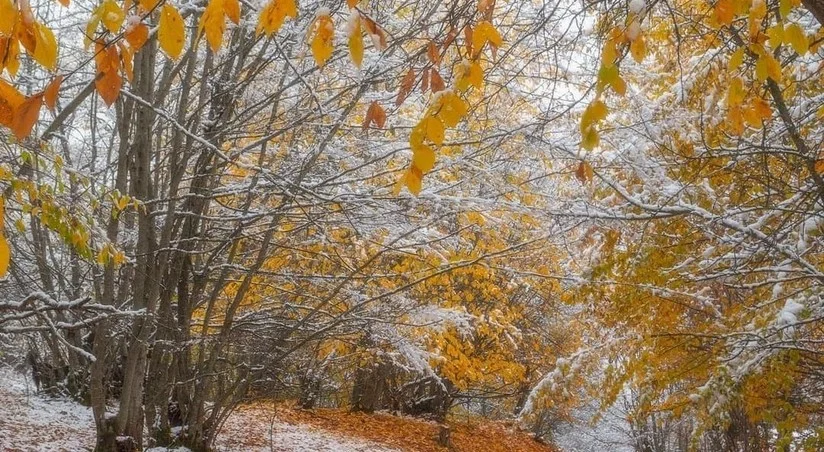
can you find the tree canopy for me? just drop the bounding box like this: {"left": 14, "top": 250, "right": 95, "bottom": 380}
{"left": 0, "top": 0, "right": 823, "bottom": 450}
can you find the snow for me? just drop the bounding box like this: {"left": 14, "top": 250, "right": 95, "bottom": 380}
{"left": 0, "top": 368, "right": 95, "bottom": 451}
{"left": 628, "top": 0, "right": 646, "bottom": 14}
{"left": 0, "top": 368, "right": 400, "bottom": 452}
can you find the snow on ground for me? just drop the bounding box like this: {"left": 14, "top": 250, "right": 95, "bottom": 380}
{"left": 0, "top": 368, "right": 399, "bottom": 452}
{"left": 0, "top": 368, "right": 95, "bottom": 451}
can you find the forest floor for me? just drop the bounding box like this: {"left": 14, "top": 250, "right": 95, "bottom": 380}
{"left": 0, "top": 369, "right": 554, "bottom": 452}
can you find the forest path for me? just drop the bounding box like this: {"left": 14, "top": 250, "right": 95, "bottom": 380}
{"left": 0, "top": 369, "right": 398, "bottom": 452}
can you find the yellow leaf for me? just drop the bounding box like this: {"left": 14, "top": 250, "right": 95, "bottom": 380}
{"left": 2, "top": 38, "right": 20, "bottom": 76}
{"left": 597, "top": 64, "right": 625, "bottom": 95}
{"left": 630, "top": 35, "right": 646, "bottom": 63}
{"left": 582, "top": 126, "right": 599, "bottom": 150}
{"left": 728, "top": 47, "right": 744, "bottom": 72}
{"left": 727, "top": 105, "right": 744, "bottom": 135}
{"left": 434, "top": 91, "right": 467, "bottom": 128}
{"left": 785, "top": 23, "right": 808, "bottom": 55}
{"left": 348, "top": 15, "right": 363, "bottom": 68}
{"left": 726, "top": 77, "right": 745, "bottom": 107}
{"left": 456, "top": 60, "right": 483, "bottom": 91}
{"left": 766, "top": 22, "right": 784, "bottom": 48}
{"left": 0, "top": 229, "right": 8, "bottom": 278}
{"left": 601, "top": 39, "right": 618, "bottom": 66}
{"left": 32, "top": 23, "right": 58, "bottom": 71}
{"left": 581, "top": 100, "right": 608, "bottom": 133}
{"left": 423, "top": 116, "right": 445, "bottom": 145}
{"left": 779, "top": 0, "right": 792, "bottom": 18}
{"left": 406, "top": 167, "right": 423, "bottom": 195}
{"left": 755, "top": 53, "right": 781, "bottom": 82}
{"left": 138, "top": 0, "right": 160, "bottom": 11}
{"left": 99, "top": 0, "right": 125, "bottom": 33}
{"left": 311, "top": 13, "right": 334, "bottom": 67}
{"left": 471, "top": 20, "right": 501, "bottom": 56}
{"left": 158, "top": 3, "right": 186, "bottom": 59}
{"left": 199, "top": 0, "right": 226, "bottom": 53}
{"left": 412, "top": 144, "right": 436, "bottom": 173}
{"left": 256, "top": 0, "right": 297, "bottom": 36}
{"left": 0, "top": 0, "right": 16, "bottom": 36}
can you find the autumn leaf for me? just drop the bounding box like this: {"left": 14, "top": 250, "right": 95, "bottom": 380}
{"left": 575, "top": 161, "right": 594, "bottom": 183}
{"left": 430, "top": 69, "right": 445, "bottom": 92}
{"left": 311, "top": 11, "right": 334, "bottom": 67}
{"left": 406, "top": 166, "right": 423, "bottom": 195}
{"left": 0, "top": 0, "right": 16, "bottom": 36}
{"left": 423, "top": 116, "right": 444, "bottom": 145}
{"left": 361, "top": 15, "right": 387, "bottom": 50}
{"left": 257, "top": 0, "right": 296, "bottom": 36}
{"left": 427, "top": 41, "right": 440, "bottom": 65}
{"left": 125, "top": 23, "right": 149, "bottom": 50}
{"left": 43, "top": 75, "right": 62, "bottom": 112}
{"left": 471, "top": 21, "right": 502, "bottom": 56}
{"left": 224, "top": 0, "right": 241, "bottom": 24}
{"left": 455, "top": 60, "right": 483, "bottom": 91}
{"left": 396, "top": 68, "right": 415, "bottom": 106}
{"left": 158, "top": 3, "right": 186, "bottom": 59}
{"left": 0, "top": 197, "right": 8, "bottom": 278}
{"left": 0, "top": 78, "right": 24, "bottom": 127}
{"left": 11, "top": 93, "right": 43, "bottom": 140}
{"left": 95, "top": 43, "right": 121, "bottom": 106}
{"left": 433, "top": 91, "right": 467, "bottom": 128}
{"left": 31, "top": 22, "right": 58, "bottom": 70}
{"left": 99, "top": 0, "right": 125, "bottom": 33}
{"left": 199, "top": 0, "right": 227, "bottom": 53}
{"left": 630, "top": 36, "right": 646, "bottom": 63}
{"left": 362, "top": 101, "right": 386, "bottom": 130}
{"left": 412, "top": 144, "right": 436, "bottom": 173}
{"left": 728, "top": 47, "right": 744, "bottom": 72}
{"left": 785, "top": 23, "right": 808, "bottom": 55}
{"left": 348, "top": 12, "right": 364, "bottom": 68}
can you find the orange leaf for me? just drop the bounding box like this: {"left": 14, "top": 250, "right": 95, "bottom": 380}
{"left": 362, "top": 101, "right": 386, "bottom": 130}
{"left": 224, "top": 0, "right": 240, "bottom": 24}
{"left": 95, "top": 44, "right": 122, "bottom": 106}
{"left": 43, "top": 75, "right": 62, "bottom": 112}
{"left": 396, "top": 68, "right": 415, "bottom": 106}
{"left": 125, "top": 23, "right": 149, "bottom": 50}
{"left": 0, "top": 78, "right": 24, "bottom": 127}
{"left": 12, "top": 93, "right": 43, "bottom": 140}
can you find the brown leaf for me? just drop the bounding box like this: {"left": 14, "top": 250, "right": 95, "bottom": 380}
{"left": 362, "top": 101, "right": 386, "bottom": 130}
{"left": 464, "top": 25, "right": 473, "bottom": 57}
{"left": 575, "top": 161, "right": 594, "bottom": 183}
{"left": 43, "top": 75, "right": 62, "bottom": 112}
{"left": 12, "top": 93, "right": 43, "bottom": 140}
{"left": 427, "top": 41, "right": 439, "bottom": 65}
{"left": 362, "top": 15, "right": 387, "bottom": 51}
{"left": 430, "top": 69, "right": 445, "bottom": 92}
{"left": 396, "top": 68, "right": 415, "bottom": 106}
